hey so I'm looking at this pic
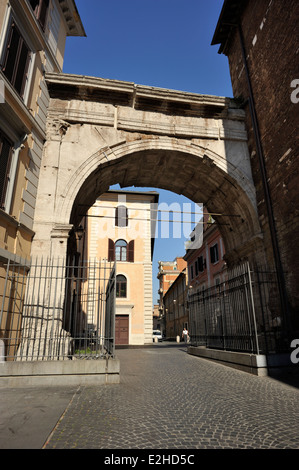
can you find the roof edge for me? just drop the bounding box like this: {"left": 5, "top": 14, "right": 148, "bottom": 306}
{"left": 58, "top": 0, "right": 86, "bottom": 37}
{"left": 211, "top": 0, "right": 248, "bottom": 54}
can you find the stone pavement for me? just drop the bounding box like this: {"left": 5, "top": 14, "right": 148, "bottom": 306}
{"left": 1, "top": 343, "right": 299, "bottom": 450}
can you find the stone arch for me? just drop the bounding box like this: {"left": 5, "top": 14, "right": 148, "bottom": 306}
{"left": 49, "top": 136, "right": 263, "bottom": 265}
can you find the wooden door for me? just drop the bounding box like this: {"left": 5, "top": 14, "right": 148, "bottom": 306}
{"left": 115, "top": 315, "right": 129, "bottom": 345}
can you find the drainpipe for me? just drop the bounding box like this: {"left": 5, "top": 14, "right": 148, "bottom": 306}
{"left": 237, "top": 23, "right": 291, "bottom": 343}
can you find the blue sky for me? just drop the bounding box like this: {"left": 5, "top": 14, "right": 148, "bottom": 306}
{"left": 63, "top": 0, "right": 233, "bottom": 305}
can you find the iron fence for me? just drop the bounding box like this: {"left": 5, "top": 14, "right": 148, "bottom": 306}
{"left": 188, "top": 262, "right": 287, "bottom": 355}
{"left": 0, "top": 257, "right": 116, "bottom": 361}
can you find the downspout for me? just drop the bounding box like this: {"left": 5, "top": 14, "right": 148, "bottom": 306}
{"left": 237, "top": 23, "right": 291, "bottom": 343}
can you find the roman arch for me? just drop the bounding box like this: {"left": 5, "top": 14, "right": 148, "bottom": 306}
{"left": 18, "top": 72, "right": 268, "bottom": 357}
{"left": 32, "top": 72, "right": 264, "bottom": 265}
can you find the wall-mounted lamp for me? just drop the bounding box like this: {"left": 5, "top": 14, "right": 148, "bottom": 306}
{"left": 75, "top": 225, "right": 84, "bottom": 241}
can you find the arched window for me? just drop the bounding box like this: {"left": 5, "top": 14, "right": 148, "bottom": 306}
{"left": 108, "top": 239, "right": 134, "bottom": 262}
{"left": 115, "top": 239, "right": 127, "bottom": 261}
{"left": 115, "top": 205, "right": 128, "bottom": 227}
{"left": 116, "top": 275, "right": 127, "bottom": 298}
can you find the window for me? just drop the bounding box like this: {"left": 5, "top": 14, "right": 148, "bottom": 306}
{"left": 0, "top": 131, "right": 13, "bottom": 210}
{"left": 108, "top": 239, "right": 134, "bottom": 262}
{"left": 116, "top": 275, "right": 127, "bottom": 298}
{"left": 115, "top": 205, "right": 128, "bottom": 227}
{"left": 210, "top": 243, "right": 219, "bottom": 264}
{"left": 1, "top": 22, "right": 31, "bottom": 99}
{"left": 29, "top": 0, "right": 49, "bottom": 31}
{"left": 115, "top": 239, "right": 127, "bottom": 261}
{"left": 197, "top": 256, "right": 204, "bottom": 272}
{"left": 195, "top": 259, "right": 199, "bottom": 276}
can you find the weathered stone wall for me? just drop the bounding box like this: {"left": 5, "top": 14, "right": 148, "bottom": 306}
{"left": 225, "top": 0, "right": 299, "bottom": 325}
{"left": 32, "top": 73, "right": 263, "bottom": 268}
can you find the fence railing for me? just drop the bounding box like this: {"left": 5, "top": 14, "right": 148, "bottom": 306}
{"left": 0, "top": 258, "right": 116, "bottom": 361}
{"left": 188, "top": 262, "right": 287, "bottom": 355}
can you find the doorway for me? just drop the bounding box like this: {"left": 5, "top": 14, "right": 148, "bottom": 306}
{"left": 115, "top": 315, "right": 129, "bottom": 345}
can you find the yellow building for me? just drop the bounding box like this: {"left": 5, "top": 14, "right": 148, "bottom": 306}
{"left": 0, "top": 0, "right": 85, "bottom": 358}
{"left": 84, "top": 190, "right": 159, "bottom": 346}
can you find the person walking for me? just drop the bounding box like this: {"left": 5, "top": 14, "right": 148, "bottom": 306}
{"left": 182, "top": 327, "right": 189, "bottom": 344}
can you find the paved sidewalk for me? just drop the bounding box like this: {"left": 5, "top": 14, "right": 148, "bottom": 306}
{"left": 0, "top": 385, "right": 77, "bottom": 449}
{"left": 1, "top": 343, "right": 299, "bottom": 450}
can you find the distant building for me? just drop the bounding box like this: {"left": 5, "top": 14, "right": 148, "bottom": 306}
{"left": 157, "top": 257, "right": 186, "bottom": 305}
{"left": 83, "top": 190, "right": 159, "bottom": 346}
{"left": 163, "top": 268, "right": 188, "bottom": 340}
{"left": 184, "top": 210, "right": 227, "bottom": 293}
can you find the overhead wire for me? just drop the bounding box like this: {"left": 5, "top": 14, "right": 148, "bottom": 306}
{"left": 78, "top": 203, "right": 241, "bottom": 218}
{"left": 78, "top": 213, "right": 231, "bottom": 226}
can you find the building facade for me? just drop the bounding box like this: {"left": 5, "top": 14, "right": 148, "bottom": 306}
{"left": 184, "top": 210, "right": 227, "bottom": 293}
{"left": 212, "top": 0, "right": 299, "bottom": 340}
{"left": 157, "top": 257, "right": 186, "bottom": 309}
{"left": 163, "top": 268, "right": 188, "bottom": 340}
{"left": 83, "top": 190, "right": 159, "bottom": 346}
{"left": 0, "top": 0, "right": 85, "bottom": 358}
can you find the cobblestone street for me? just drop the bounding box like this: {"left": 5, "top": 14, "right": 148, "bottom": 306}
{"left": 43, "top": 343, "right": 299, "bottom": 450}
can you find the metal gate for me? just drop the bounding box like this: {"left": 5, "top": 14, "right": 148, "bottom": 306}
{"left": 188, "top": 262, "right": 287, "bottom": 355}
{"left": 0, "top": 258, "right": 116, "bottom": 361}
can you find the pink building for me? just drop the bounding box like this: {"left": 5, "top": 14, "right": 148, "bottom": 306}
{"left": 184, "top": 211, "right": 226, "bottom": 292}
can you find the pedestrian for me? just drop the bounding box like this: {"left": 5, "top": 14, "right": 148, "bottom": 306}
{"left": 182, "top": 327, "right": 189, "bottom": 344}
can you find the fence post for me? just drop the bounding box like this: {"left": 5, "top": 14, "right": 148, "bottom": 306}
{"left": 246, "top": 262, "right": 260, "bottom": 355}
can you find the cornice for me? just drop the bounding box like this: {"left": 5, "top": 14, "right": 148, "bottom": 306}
{"left": 45, "top": 73, "right": 245, "bottom": 121}
{"left": 57, "top": 0, "right": 86, "bottom": 37}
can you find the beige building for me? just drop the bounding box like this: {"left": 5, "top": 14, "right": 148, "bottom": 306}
{"left": 0, "top": 0, "right": 85, "bottom": 358}
{"left": 83, "top": 190, "right": 159, "bottom": 346}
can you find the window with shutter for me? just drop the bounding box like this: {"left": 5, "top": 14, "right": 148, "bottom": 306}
{"left": 2, "top": 22, "right": 31, "bottom": 99}
{"left": 115, "top": 239, "right": 127, "bottom": 261}
{"left": 109, "top": 239, "right": 135, "bottom": 262}
{"left": 128, "top": 240, "right": 134, "bottom": 263}
{"left": 0, "top": 132, "right": 13, "bottom": 210}
{"left": 108, "top": 239, "right": 115, "bottom": 262}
